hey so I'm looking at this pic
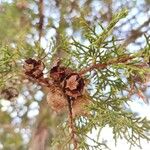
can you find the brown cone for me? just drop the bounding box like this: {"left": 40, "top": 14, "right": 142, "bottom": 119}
{"left": 46, "top": 85, "right": 68, "bottom": 113}
{"left": 1, "top": 87, "right": 19, "bottom": 101}
{"left": 63, "top": 73, "right": 85, "bottom": 99}
{"left": 24, "top": 58, "right": 45, "bottom": 79}
{"left": 72, "top": 90, "right": 91, "bottom": 118}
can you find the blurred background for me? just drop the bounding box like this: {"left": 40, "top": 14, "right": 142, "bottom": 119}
{"left": 0, "top": 0, "right": 150, "bottom": 150}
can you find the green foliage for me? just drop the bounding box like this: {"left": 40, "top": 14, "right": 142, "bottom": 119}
{"left": 0, "top": 1, "right": 150, "bottom": 150}
{"left": 0, "top": 2, "right": 30, "bottom": 44}
{"left": 62, "top": 9, "right": 150, "bottom": 149}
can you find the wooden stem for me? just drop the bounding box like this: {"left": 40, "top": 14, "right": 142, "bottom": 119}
{"left": 67, "top": 97, "right": 78, "bottom": 150}
{"left": 38, "top": 0, "right": 44, "bottom": 42}
{"left": 79, "top": 55, "right": 134, "bottom": 75}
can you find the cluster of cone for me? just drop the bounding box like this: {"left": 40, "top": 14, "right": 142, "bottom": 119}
{"left": 24, "top": 58, "right": 91, "bottom": 118}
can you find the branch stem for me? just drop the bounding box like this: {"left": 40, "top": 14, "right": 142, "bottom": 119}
{"left": 79, "top": 55, "right": 134, "bottom": 75}
{"left": 67, "top": 97, "right": 78, "bottom": 150}
{"left": 38, "top": 0, "right": 44, "bottom": 42}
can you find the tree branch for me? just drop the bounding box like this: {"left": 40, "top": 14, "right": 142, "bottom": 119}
{"left": 38, "top": 0, "right": 44, "bottom": 42}
{"left": 79, "top": 55, "right": 134, "bottom": 75}
{"left": 67, "top": 97, "right": 78, "bottom": 150}
{"left": 28, "top": 99, "right": 49, "bottom": 150}
{"left": 123, "top": 18, "right": 150, "bottom": 46}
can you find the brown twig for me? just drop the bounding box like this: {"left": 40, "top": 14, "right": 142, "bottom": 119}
{"left": 67, "top": 97, "right": 78, "bottom": 150}
{"left": 79, "top": 55, "right": 135, "bottom": 75}
{"left": 38, "top": 0, "right": 44, "bottom": 42}
{"left": 123, "top": 18, "right": 150, "bottom": 47}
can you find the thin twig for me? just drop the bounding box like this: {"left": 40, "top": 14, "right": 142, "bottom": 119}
{"left": 67, "top": 96, "right": 78, "bottom": 150}
{"left": 79, "top": 55, "right": 134, "bottom": 75}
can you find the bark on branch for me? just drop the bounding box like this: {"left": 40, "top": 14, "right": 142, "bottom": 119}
{"left": 38, "top": 0, "right": 44, "bottom": 41}
{"left": 79, "top": 55, "right": 134, "bottom": 75}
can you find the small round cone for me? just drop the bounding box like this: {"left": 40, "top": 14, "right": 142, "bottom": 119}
{"left": 46, "top": 86, "right": 68, "bottom": 113}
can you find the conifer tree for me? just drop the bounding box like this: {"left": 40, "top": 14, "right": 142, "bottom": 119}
{"left": 0, "top": 0, "right": 150, "bottom": 150}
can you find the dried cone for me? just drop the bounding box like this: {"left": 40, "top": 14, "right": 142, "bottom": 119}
{"left": 1, "top": 87, "right": 19, "bottom": 101}
{"left": 46, "top": 84, "right": 68, "bottom": 113}
{"left": 50, "top": 59, "right": 73, "bottom": 82}
{"left": 72, "top": 90, "right": 91, "bottom": 118}
{"left": 24, "top": 58, "right": 44, "bottom": 79}
{"left": 63, "top": 73, "right": 85, "bottom": 99}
